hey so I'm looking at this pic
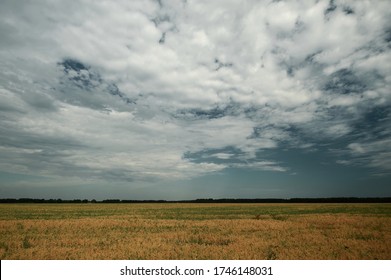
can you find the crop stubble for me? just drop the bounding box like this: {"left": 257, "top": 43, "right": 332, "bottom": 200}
{"left": 0, "top": 203, "right": 390, "bottom": 259}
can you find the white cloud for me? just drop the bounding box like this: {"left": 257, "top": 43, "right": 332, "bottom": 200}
{"left": 347, "top": 139, "right": 391, "bottom": 171}
{"left": 0, "top": 0, "right": 390, "bottom": 184}
{"left": 233, "top": 161, "right": 288, "bottom": 172}
{"left": 210, "top": 153, "right": 234, "bottom": 160}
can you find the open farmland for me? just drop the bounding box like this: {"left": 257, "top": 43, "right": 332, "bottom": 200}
{"left": 0, "top": 203, "right": 390, "bottom": 260}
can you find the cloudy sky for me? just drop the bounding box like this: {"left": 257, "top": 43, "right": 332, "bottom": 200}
{"left": 0, "top": 0, "right": 390, "bottom": 200}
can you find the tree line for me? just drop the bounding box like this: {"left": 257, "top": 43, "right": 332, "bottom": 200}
{"left": 0, "top": 197, "right": 390, "bottom": 203}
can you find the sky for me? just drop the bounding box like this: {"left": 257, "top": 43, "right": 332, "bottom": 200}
{"left": 0, "top": 0, "right": 390, "bottom": 200}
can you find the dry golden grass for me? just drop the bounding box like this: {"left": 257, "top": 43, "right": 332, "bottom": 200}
{"left": 0, "top": 203, "right": 390, "bottom": 259}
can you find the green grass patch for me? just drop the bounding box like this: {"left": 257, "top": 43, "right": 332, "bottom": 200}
{"left": 0, "top": 203, "right": 390, "bottom": 221}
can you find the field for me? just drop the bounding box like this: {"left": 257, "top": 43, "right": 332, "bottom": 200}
{"left": 0, "top": 203, "right": 390, "bottom": 260}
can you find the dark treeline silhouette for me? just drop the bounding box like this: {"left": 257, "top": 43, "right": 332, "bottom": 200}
{"left": 0, "top": 197, "right": 390, "bottom": 203}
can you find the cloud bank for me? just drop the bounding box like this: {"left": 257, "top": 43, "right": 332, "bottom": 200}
{"left": 0, "top": 0, "right": 390, "bottom": 192}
